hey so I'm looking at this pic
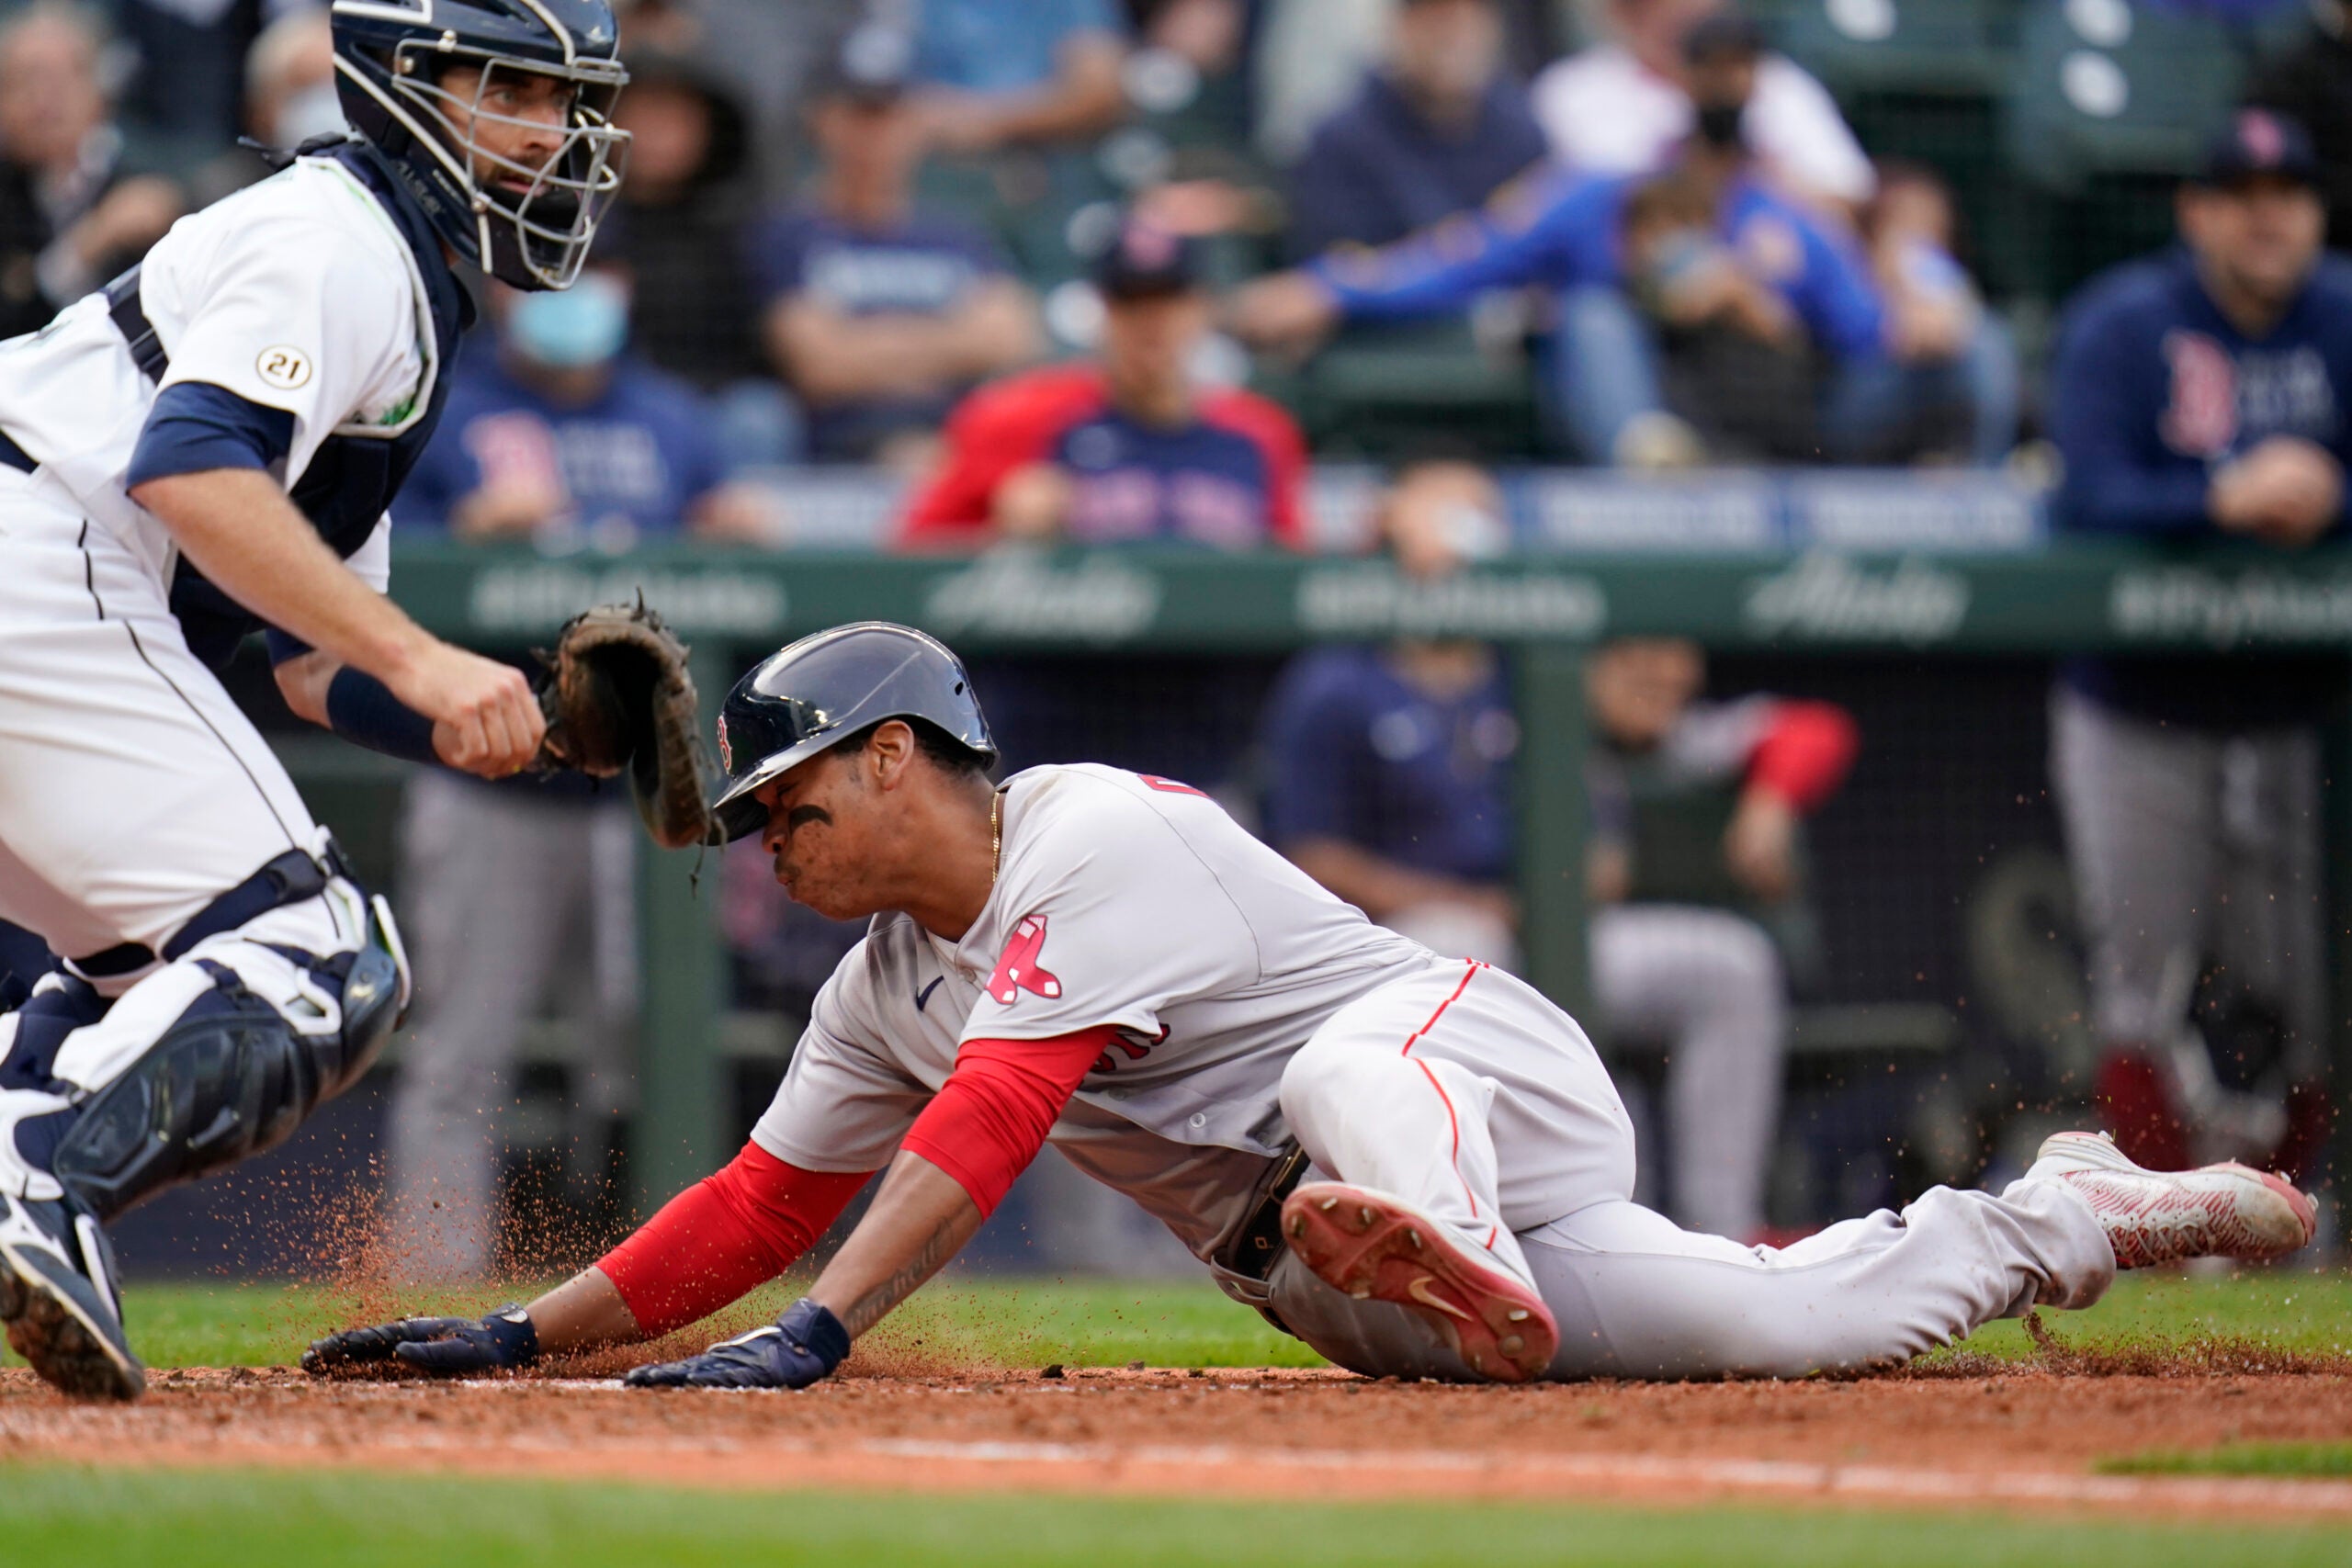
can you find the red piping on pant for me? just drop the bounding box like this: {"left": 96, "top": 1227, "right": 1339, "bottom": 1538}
{"left": 1400, "top": 960, "right": 1497, "bottom": 1247}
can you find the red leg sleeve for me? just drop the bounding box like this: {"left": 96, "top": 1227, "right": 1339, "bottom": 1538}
{"left": 596, "top": 1142, "right": 872, "bottom": 1338}
{"left": 900, "top": 1026, "right": 1118, "bottom": 1218}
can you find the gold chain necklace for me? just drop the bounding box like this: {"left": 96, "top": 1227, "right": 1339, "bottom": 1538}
{"left": 989, "top": 788, "right": 1004, "bottom": 881}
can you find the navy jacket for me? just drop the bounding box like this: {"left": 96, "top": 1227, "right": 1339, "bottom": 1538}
{"left": 1287, "top": 73, "right": 1548, "bottom": 262}
{"left": 2051, "top": 246, "right": 2352, "bottom": 728}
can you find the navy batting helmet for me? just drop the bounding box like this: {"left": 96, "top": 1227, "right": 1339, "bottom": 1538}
{"left": 332, "top": 0, "right": 628, "bottom": 290}
{"left": 707, "top": 623, "right": 997, "bottom": 844}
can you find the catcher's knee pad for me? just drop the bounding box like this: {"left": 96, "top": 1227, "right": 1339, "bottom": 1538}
{"left": 48, "top": 897, "right": 410, "bottom": 1224}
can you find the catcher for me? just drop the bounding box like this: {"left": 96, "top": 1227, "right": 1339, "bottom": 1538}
{"left": 0, "top": 0, "right": 680, "bottom": 1405}
{"left": 310, "top": 622, "right": 2314, "bottom": 1389}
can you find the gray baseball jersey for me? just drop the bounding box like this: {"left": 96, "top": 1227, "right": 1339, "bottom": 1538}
{"left": 751, "top": 762, "right": 1434, "bottom": 1257}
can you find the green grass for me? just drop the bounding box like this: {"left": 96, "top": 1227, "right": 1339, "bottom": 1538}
{"left": 3, "top": 1464, "right": 2348, "bottom": 1568}
{"left": 2100, "top": 1441, "right": 2352, "bottom": 1479}
{"left": 1917, "top": 1270, "right": 2352, "bottom": 1363}
{"left": 37, "top": 1267, "right": 2343, "bottom": 1372}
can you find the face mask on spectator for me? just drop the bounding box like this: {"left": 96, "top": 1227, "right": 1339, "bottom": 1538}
{"left": 507, "top": 273, "right": 630, "bottom": 368}
{"left": 270, "top": 83, "right": 348, "bottom": 149}
{"left": 1693, "top": 102, "right": 1745, "bottom": 150}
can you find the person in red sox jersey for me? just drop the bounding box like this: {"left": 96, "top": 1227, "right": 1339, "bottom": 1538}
{"left": 307, "top": 625, "right": 2317, "bottom": 1389}
{"left": 2047, "top": 110, "right": 2352, "bottom": 1188}
{"left": 896, "top": 218, "right": 1307, "bottom": 551}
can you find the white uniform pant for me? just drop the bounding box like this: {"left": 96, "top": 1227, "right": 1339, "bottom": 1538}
{"left": 0, "top": 471, "right": 363, "bottom": 1193}
{"left": 0, "top": 470, "right": 324, "bottom": 967}
{"left": 1272, "top": 956, "right": 2114, "bottom": 1381}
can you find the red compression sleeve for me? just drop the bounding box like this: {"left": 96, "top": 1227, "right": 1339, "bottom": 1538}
{"left": 1744, "top": 700, "right": 1860, "bottom": 812}
{"left": 596, "top": 1142, "right": 871, "bottom": 1338}
{"left": 899, "top": 1027, "right": 1119, "bottom": 1218}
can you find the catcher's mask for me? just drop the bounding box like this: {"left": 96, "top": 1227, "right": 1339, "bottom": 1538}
{"left": 332, "top": 0, "right": 628, "bottom": 291}
{"left": 708, "top": 623, "right": 997, "bottom": 845}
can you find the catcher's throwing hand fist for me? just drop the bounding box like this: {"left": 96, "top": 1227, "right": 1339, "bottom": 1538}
{"left": 301, "top": 1305, "right": 540, "bottom": 1377}
{"left": 624, "top": 1298, "right": 849, "bottom": 1390}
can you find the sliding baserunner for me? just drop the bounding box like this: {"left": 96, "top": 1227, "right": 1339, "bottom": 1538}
{"left": 309, "top": 623, "right": 2316, "bottom": 1387}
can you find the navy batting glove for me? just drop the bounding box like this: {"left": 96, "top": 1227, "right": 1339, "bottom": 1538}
{"left": 301, "top": 1305, "right": 539, "bottom": 1377}
{"left": 623, "top": 1297, "right": 848, "bottom": 1390}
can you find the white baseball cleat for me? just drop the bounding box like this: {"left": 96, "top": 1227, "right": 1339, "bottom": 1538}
{"left": 1281, "top": 1180, "right": 1556, "bottom": 1383}
{"left": 2031, "top": 1130, "right": 2317, "bottom": 1269}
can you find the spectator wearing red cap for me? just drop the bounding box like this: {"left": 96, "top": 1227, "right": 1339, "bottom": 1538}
{"left": 899, "top": 220, "right": 1307, "bottom": 548}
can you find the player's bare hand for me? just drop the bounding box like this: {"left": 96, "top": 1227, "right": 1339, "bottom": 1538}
{"left": 1724, "top": 788, "right": 1798, "bottom": 901}
{"left": 1226, "top": 272, "right": 1340, "bottom": 355}
{"left": 992, "top": 462, "right": 1073, "bottom": 541}
{"left": 2211, "top": 437, "right": 2344, "bottom": 545}
{"left": 390, "top": 640, "right": 544, "bottom": 777}
{"left": 453, "top": 474, "right": 571, "bottom": 540}
{"left": 65, "top": 176, "right": 181, "bottom": 269}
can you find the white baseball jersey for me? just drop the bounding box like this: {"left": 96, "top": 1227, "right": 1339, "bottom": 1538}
{"left": 752, "top": 763, "right": 1438, "bottom": 1256}
{"left": 0, "top": 153, "right": 438, "bottom": 592}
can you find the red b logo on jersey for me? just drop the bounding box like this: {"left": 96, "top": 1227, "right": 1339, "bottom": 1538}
{"left": 2160, "top": 330, "right": 2239, "bottom": 458}
{"left": 986, "top": 914, "right": 1061, "bottom": 1005}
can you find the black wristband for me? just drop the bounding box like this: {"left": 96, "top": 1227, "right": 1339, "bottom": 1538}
{"left": 325, "top": 667, "right": 438, "bottom": 764}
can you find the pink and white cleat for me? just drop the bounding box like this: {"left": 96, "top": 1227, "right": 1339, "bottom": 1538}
{"left": 2031, "top": 1131, "right": 2317, "bottom": 1269}
{"left": 1281, "top": 1180, "right": 1556, "bottom": 1383}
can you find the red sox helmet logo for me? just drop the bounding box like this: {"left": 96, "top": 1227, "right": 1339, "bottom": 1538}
{"left": 986, "top": 914, "right": 1061, "bottom": 1005}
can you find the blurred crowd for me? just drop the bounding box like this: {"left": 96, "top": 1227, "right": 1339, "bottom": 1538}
{"left": 4, "top": 0, "right": 2344, "bottom": 1271}
{"left": 13, "top": 0, "right": 2347, "bottom": 498}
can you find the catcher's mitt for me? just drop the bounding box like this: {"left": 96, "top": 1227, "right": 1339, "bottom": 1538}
{"left": 534, "top": 600, "right": 713, "bottom": 849}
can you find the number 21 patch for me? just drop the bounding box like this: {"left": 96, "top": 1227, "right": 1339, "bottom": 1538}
{"left": 255, "top": 345, "right": 312, "bottom": 390}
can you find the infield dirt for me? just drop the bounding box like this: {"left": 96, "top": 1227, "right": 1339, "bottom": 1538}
{"left": 7, "top": 1347, "right": 2352, "bottom": 1522}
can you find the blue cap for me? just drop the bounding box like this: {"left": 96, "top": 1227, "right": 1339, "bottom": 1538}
{"left": 2196, "top": 108, "right": 2320, "bottom": 188}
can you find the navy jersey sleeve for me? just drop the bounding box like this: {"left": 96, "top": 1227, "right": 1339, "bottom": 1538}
{"left": 125, "top": 383, "right": 296, "bottom": 487}
{"left": 2049, "top": 275, "right": 2213, "bottom": 536}
{"left": 746, "top": 209, "right": 815, "bottom": 308}
{"left": 658, "top": 376, "right": 729, "bottom": 501}
{"left": 947, "top": 216, "right": 1014, "bottom": 280}
{"left": 389, "top": 408, "right": 482, "bottom": 532}
{"left": 1307, "top": 168, "right": 1620, "bottom": 322}
{"left": 1260, "top": 651, "right": 1372, "bottom": 847}
{"left": 1288, "top": 107, "right": 1387, "bottom": 261}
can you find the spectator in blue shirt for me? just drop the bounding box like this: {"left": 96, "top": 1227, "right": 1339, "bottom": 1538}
{"left": 1285, "top": 0, "right": 1549, "bottom": 260}
{"left": 910, "top": 0, "right": 1129, "bottom": 154}
{"left": 2046, "top": 109, "right": 2346, "bottom": 1190}
{"left": 394, "top": 266, "right": 771, "bottom": 548}
{"left": 749, "top": 28, "right": 1043, "bottom": 468}
{"left": 1236, "top": 15, "right": 2010, "bottom": 467}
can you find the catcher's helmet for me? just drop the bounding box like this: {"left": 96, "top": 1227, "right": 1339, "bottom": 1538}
{"left": 332, "top": 0, "right": 628, "bottom": 290}
{"left": 707, "top": 623, "right": 997, "bottom": 844}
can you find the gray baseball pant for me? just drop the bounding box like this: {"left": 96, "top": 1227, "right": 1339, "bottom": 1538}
{"left": 2049, "top": 684, "right": 2324, "bottom": 1064}
{"left": 383, "top": 771, "right": 639, "bottom": 1280}
{"left": 1385, "top": 900, "right": 1787, "bottom": 1240}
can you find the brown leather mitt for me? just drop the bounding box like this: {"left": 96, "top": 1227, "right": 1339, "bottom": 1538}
{"left": 534, "top": 600, "right": 713, "bottom": 849}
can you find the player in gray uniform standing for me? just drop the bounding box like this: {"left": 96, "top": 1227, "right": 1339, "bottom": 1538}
{"left": 2048, "top": 113, "right": 2351, "bottom": 1183}
{"left": 317, "top": 624, "right": 2315, "bottom": 1388}
{"left": 0, "top": 0, "right": 630, "bottom": 1401}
